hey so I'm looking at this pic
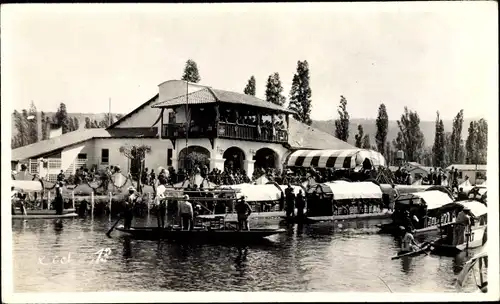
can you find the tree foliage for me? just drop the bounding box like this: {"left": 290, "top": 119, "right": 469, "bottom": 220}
{"left": 354, "top": 125, "right": 364, "bottom": 148}
{"left": 432, "top": 111, "right": 445, "bottom": 167}
{"left": 449, "top": 109, "right": 465, "bottom": 164}
{"left": 334, "top": 95, "right": 350, "bottom": 141}
{"left": 186, "top": 151, "right": 210, "bottom": 168}
{"left": 181, "top": 59, "right": 201, "bottom": 83}
{"left": 375, "top": 103, "right": 389, "bottom": 154}
{"left": 119, "top": 144, "right": 152, "bottom": 192}
{"left": 393, "top": 107, "right": 425, "bottom": 162}
{"left": 288, "top": 60, "right": 312, "bottom": 125}
{"left": 265, "top": 72, "right": 286, "bottom": 106}
{"left": 362, "top": 134, "right": 371, "bottom": 149}
{"left": 243, "top": 76, "right": 256, "bottom": 96}
{"left": 54, "top": 103, "right": 71, "bottom": 134}
{"left": 466, "top": 119, "right": 488, "bottom": 164}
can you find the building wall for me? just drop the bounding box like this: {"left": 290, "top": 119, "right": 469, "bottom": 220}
{"left": 115, "top": 95, "right": 161, "bottom": 128}
{"left": 92, "top": 138, "right": 173, "bottom": 173}
{"left": 169, "top": 137, "right": 288, "bottom": 177}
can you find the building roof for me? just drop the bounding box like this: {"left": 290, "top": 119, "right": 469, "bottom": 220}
{"left": 12, "top": 129, "right": 110, "bottom": 161}
{"left": 287, "top": 118, "right": 355, "bottom": 150}
{"left": 107, "top": 94, "right": 159, "bottom": 129}
{"left": 446, "top": 164, "right": 487, "bottom": 171}
{"left": 153, "top": 84, "right": 294, "bottom": 114}
{"left": 11, "top": 127, "right": 159, "bottom": 161}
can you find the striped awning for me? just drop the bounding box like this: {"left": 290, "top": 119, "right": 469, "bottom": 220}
{"left": 286, "top": 149, "right": 386, "bottom": 169}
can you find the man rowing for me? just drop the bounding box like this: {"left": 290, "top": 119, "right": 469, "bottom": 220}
{"left": 401, "top": 227, "right": 422, "bottom": 253}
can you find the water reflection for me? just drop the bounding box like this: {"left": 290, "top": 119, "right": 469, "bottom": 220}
{"left": 11, "top": 216, "right": 468, "bottom": 292}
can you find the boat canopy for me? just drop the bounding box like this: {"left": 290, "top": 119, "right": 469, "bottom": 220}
{"left": 307, "top": 181, "right": 383, "bottom": 200}
{"left": 223, "top": 184, "right": 283, "bottom": 202}
{"left": 438, "top": 200, "right": 488, "bottom": 218}
{"left": 12, "top": 180, "right": 43, "bottom": 192}
{"left": 173, "top": 174, "right": 217, "bottom": 189}
{"left": 396, "top": 190, "right": 453, "bottom": 210}
{"left": 286, "top": 149, "right": 386, "bottom": 169}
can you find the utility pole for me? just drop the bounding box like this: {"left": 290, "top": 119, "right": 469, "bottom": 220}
{"left": 108, "top": 97, "right": 111, "bottom": 126}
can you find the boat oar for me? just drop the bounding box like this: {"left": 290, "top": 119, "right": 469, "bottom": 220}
{"left": 106, "top": 216, "right": 122, "bottom": 237}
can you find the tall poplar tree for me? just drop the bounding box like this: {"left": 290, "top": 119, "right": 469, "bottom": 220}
{"left": 181, "top": 59, "right": 201, "bottom": 83}
{"left": 265, "top": 72, "right": 286, "bottom": 106}
{"left": 375, "top": 103, "right": 389, "bottom": 154}
{"left": 432, "top": 111, "right": 445, "bottom": 167}
{"left": 394, "top": 107, "right": 425, "bottom": 162}
{"left": 243, "top": 76, "right": 256, "bottom": 96}
{"left": 288, "top": 60, "right": 312, "bottom": 125}
{"left": 334, "top": 95, "right": 350, "bottom": 141}
{"left": 354, "top": 125, "right": 364, "bottom": 148}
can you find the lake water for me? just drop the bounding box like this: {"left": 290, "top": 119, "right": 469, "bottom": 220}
{"left": 11, "top": 216, "right": 478, "bottom": 292}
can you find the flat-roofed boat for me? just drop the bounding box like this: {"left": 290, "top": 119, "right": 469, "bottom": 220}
{"left": 430, "top": 200, "right": 487, "bottom": 256}
{"left": 378, "top": 190, "right": 454, "bottom": 236}
{"left": 298, "top": 181, "right": 391, "bottom": 223}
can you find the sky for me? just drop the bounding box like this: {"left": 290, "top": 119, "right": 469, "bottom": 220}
{"left": 1, "top": 2, "right": 498, "bottom": 121}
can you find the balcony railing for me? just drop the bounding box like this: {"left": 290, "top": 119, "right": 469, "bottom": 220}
{"left": 162, "top": 122, "right": 288, "bottom": 143}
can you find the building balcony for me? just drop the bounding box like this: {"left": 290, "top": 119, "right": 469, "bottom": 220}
{"left": 161, "top": 122, "right": 288, "bottom": 143}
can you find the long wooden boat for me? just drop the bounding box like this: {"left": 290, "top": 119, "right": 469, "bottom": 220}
{"left": 430, "top": 200, "right": 488, "bottom": 256}
{"left": 391, "top": 243, "right": 431, "bottom": 260}
{"left": 12, "top": 208, "right": 78, "bottom": 219}
{"left": 115, "top": 225, "right": 286, "bottom": 242}
{"left": 377, "top": 190, "right": 455, "bottom": 236}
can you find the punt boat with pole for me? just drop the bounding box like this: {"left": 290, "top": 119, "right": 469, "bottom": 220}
{"left": 108, "top": 188, "right": 285, "bottom": 242}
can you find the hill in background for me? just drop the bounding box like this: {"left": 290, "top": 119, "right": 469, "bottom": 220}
{"left": 12, "top": 112, "right": 476, "bottom": 148}
{"left": 311, "top": 118, "right": 474, "bottom": 147}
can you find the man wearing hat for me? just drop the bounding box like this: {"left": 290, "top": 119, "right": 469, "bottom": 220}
{"left": 123, "top": 186, "right": 138, "bottom": 230}
{"left": 155, "top": 178, "right": 168, "bottom": 228}
{"left": 54, "top": 182, "right": 64, "bottom": 216}
{"left": 178, "top": 194, "right": 194, "bottom": 231}
{"left": 235, "top": 195, "right": 252, "bottom": 231}
{"left": 453, "top": 205, "right": 471, "bottom": 246}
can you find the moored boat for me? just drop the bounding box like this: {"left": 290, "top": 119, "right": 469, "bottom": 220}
{"left": 11, "top": 179, "right": 78, "bottom": 220}
{"left": 430, "top": 200, "right": 487, "bottom": 256}
{"left": 378, "top": 190, "right": 454, "bottom": 236}
{"left": 301, "top": 181, "right": 391, "bottom": 223}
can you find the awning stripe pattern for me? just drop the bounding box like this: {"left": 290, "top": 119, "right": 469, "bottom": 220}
{"left": 287, "top": 149, "right": 386, "bottom": 169}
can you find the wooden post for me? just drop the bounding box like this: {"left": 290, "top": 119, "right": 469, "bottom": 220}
{"left": 72, "top": 191, "right": 75, "bottom": 210}
{"left": 91, "top": 191, "right": 94, "bottom": 216}
{"left": 109, "top": 192, "right": 112, "bottom": 219}
{"left": 47, "top": 191, "right": 51, "bottom": 210}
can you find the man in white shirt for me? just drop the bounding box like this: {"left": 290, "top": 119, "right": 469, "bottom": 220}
{"left": 179, "top": 195, "right": 194, "bottom": 231}
{"left": 155, "top": 179, "right": 168, "bottom": 228}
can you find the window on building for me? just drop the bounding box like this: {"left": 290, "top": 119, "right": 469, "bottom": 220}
{"left": 101, "top": 149, "right": 109, "bottom": 164}
{"left": 78, "top": 153, "right": 87, "bottom": 160}
{"left": 167, "top": 149, "right": 173, "bottom": 166}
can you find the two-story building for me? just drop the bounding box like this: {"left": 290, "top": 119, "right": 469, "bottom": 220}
{"left": 11, "top": 80, "right": 355, "bottom": 181}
